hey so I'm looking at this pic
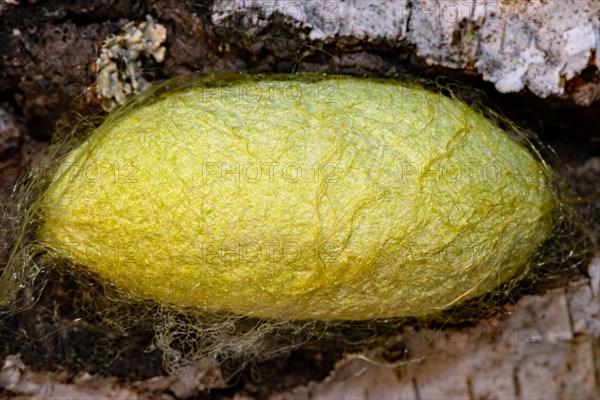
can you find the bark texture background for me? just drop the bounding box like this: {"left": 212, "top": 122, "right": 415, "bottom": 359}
{"left": 0, "top": 0, "right": 599, "bottom": 399}
{"left": 212, "top": 0, "right": 600, "bottom": 104}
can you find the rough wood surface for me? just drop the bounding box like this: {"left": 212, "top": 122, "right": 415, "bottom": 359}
{"left": 1, "top": 255, "right": 598, "bottom": 399}
{"left": 213, "top": 0, "right": 600, "bottom": 105}
{"left": 272, "top": 256, "right": 600, "bottom": 400}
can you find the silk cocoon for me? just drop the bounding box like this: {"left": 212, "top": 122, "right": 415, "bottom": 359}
{"left": 38, "top": 75, "right": 556, "bottom": 321}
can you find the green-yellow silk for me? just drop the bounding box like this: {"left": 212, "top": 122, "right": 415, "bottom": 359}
{"left": 39, "top": 76, "right": 555, "bottom": 320}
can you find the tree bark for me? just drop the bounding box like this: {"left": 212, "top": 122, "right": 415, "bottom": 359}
{"left": 1, "top": 1, "right": 598, "bottom": 398}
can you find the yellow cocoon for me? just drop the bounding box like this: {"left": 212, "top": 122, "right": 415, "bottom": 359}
{"left": 39, "top": 75, "right": 555, "bottom": 321}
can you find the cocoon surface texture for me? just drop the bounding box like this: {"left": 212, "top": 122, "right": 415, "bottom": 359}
{"left": 39, "top": 75, "right": 555, "bottom": 321}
